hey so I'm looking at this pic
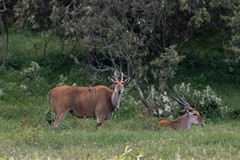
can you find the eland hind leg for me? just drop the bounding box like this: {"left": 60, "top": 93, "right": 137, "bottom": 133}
{"left": 52, "top": 106, "right": 70, "bottom": 126}
{"left": 52, "top": 112, "right": 68, "bottom": 126}
{"left": 50, "top": 100, "right": 71, "bottom": 126}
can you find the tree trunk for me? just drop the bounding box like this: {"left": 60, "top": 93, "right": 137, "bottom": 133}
{"left": 133, "top": 79, "right": 154, "bottom": 116}
{"left": 0, "top": 12, "right": 8, "bottom": 71}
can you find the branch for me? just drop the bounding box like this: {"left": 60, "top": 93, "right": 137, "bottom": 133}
{"left": 177, "top": 37, "right": 190, "bottom": 54}
{"left": 88, "top": 65, "right": 116, "bottom": 85}
{"left": 0, "top": 0, "right": 7, "bottom": 12}
{"left": 133, "top": 79, "right": 154, "bottom": 116}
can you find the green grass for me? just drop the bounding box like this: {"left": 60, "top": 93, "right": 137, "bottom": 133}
{"left": 0, "top": 113, "right": 239, "bottom": 159}
{"left": 0, "top": 88, "right": 239, "bottom": 160}
{"left": 1, "top": 89, "right": 239, "bottom": 159}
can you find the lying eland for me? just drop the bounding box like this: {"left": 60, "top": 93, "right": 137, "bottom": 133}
{"left": 158, "top": 95, "right": 205, "bottom": 130}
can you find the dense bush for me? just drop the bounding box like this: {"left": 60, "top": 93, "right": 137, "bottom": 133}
{"left": 37, "top": 54, "right": 76, "bottom": 83}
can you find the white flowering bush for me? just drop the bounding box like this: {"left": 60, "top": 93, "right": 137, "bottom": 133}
{"left": 22, "top": 61, "right": 40, "bottom": 81}
{"left": 21, "top": 61, "right": 48, "bottom": 94}
{"left": 145, "top": 82, "right": 226, "bottom": 119}
{"left": 146, "top": 85, "right": 180, "bottom": 118}
{"left": 173, "top": 82, "right": 225, "bottom": 120}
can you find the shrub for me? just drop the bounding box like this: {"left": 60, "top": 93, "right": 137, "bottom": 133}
{"left": 173, "top": 82, "right": 226, "bottom": 120}
{"left": 21, "top": 61, "right": 49, "bottom": 95}
{"left": 37, "top": 53, "right": 76, "bottom": 83}
{"left": 144, "top": 82, "right": 227, "bottom": 120}
{"left": 22, "top": 61, "right": 40, "bottom": 81}
{"left": 146, "top": 85, "right": 181, "bottom": 118}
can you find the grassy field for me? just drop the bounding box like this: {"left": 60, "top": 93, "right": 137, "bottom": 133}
{"left": 0, "top": 101, "right": 239, "bottom": 160}
{"left": 1, "top": 27, "right": 240, "bottom": 160}
{"left": 1, "top": 71, "right": 240, "bottom": 159}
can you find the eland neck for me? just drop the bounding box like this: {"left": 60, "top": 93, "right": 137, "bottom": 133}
{"left": 185, "top": 113, "right": 192, "bottom": 129}
{"left": 177, "top": 113, "right": 192, "bottom": 130}
{"left": 111, "top": 91, "right": 122, "bottom": 110}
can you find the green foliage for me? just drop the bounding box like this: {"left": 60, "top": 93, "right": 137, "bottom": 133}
{"left": 134, "top": 46, "right": 184, "bottom": 119}
{"left": 13, "top": 0, "right": 238, "bottom": 71}
{"left": 188, "top": 8, "right": 211, "bottom": 29}
{"left": 37, "top": 53, "right": 81, "bottom": 84}
{"left": 150, "top": 45, "right": 184, "bottom": 93}
{"left": 213, "top": 84, "right": 240, "bottom": 119}
{"left": 229, "top": 33, "right": 240, "bottom": 55}
{"left": 176, "top": 31, "right": 240, "bottom": 86}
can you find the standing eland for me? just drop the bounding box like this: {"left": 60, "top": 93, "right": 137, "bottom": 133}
{"left": 46, "top": 72, "right": 130, "bottom": 127}
{"left": 158, "top": 95, "right": 205, "bottom": 130}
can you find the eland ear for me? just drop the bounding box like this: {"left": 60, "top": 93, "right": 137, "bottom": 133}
{"left": 185, "top": 108, "right": 194, "bottom": 114}
{"left": 123, "top": 77, "right": 130, "bottom": 85}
